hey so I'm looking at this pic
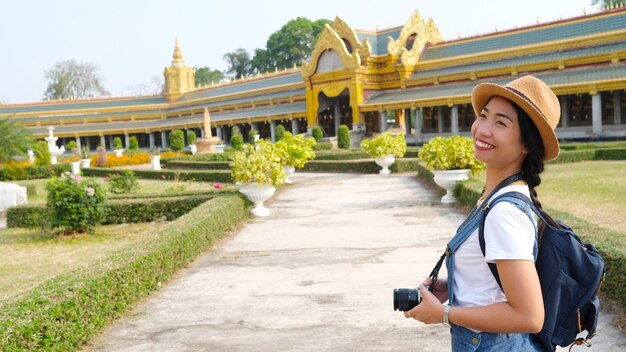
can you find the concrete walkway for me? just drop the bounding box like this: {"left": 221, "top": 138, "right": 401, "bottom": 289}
{"left": 83, "top": 173, "right": 624, "bottom": 352}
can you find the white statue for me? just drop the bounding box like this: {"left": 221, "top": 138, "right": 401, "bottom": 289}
{"left": 44, "top": 126, "right": 65, "bottom": 164}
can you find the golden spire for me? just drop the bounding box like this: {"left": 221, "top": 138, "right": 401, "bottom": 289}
{"left": 173, "top": 37, "right": 183, "bottom": 62}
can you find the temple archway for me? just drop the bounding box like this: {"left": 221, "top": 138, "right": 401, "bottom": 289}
{"left": 317, "top": 88, "right": 351, "bottom": 137}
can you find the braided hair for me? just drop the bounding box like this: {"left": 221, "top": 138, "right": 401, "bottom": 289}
{"left": 513, "top": 103, "right": 545, "bottom": 210}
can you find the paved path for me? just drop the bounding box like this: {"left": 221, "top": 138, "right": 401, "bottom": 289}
{"left": 83, "top": 173, "right": 624, "bottom": 352}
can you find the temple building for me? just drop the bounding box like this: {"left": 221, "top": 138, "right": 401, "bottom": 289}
{"left": 1, "top": 7, "right": 625, "bottom": 151}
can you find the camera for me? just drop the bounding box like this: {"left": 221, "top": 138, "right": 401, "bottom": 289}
{"left": 393, "top": 288, "right": 422, "bottom": 311}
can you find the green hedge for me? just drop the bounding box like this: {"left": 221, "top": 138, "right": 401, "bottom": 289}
{"left": 165, "top": 160, "right": 231, "bottom": 170}
{"left": 301, "top": 158, "right": 419, "bottom": 173}
{"left": 550, "top": 148, "right": 626, "bottom": 164}
{"left": 0, "top": 164, "right": 70, "bottom": 181}
{"left": 560, "top": 141, "right": 626, "bottom": 151}
{"left": 314, "top": 150, "right": 370, "bottom": 160}
{"left": 82, "top": 167, "right": 232, "bottom": 183}
{"left": 0, "top": 196, "right": 248, "bottom": 351}
{"left": 452, "top": 179, "right": 625, "bottom": 310}
{"left": 7, "top": 195, "right": 217, "bottom": 228}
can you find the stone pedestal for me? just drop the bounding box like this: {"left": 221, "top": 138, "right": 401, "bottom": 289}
{"left": 196, "top": 137, "right": 223, "bottom": 154}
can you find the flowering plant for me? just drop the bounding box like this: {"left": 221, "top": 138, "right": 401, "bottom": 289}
{"left": 106, "top": 170, "right": 140, "bottom": 194}
{"left": 46, "top": 173, "right": 106, "bottom": 234}
{"left": 275, "top": 131, "right": 316, "bottom": 169}
{"left": 418, "top": 136, "right": 484, "bottom": 174}
{"left": 360, "top": 132, "right": 406, "bottom": 158}
{"left": 230, "top": 140, "right": 285, "bottom": 186}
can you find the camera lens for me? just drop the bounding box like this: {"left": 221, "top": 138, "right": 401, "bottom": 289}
{"left": 393, "top": 288, "right": 421, "bottom": 311}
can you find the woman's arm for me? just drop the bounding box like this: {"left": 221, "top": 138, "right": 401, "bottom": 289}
{"left": 409, "top": 259, "right": 543, "bottom": 333}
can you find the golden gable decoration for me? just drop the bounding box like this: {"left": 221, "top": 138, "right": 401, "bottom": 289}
{"left": 301, "top": 18, "right": 364, "bottom": 78}
{"left": 330, "top": 16, "right": 372, "bottom": 63}
{"left": 387, "top": 10, "right": 442, "bottom": 69}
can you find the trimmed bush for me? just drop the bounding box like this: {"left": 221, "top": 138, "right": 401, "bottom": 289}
{"left": 168, "top": 130, "right": 185, "bottom": 152}
{"left": 312, "top": 141, "right": 333, "bottom": 151}
{"left": 187, "top": 130, "right": 197, "bottom": 145}
{"left": 106, "top": 170, "right": 140, "bottom": 194}
{"left": 248, "top": 130, "right": 259, "bottom": 145}
{"left": 230, "top": 134, "right": 244, "bottom": 150}
{"left": 46, "top": 174, "right": 106, "bottom": 234}
{"left": 166, "top": 160, "right": 231, "bottom": 170}
{"left": 275, "top": 125, "right": 286, "bottom": 142}
{"left": 0, "top": 164, "right": 70, "bottom": 181}
{"left": 112, "top": 137, "right": 123, "bottom": 150}
{"left": 301, "top": 158, "right": 419, "bottom": 174}
{"left": 33, "top": 140, "right": 51, "bottom": 166}
{"left": 129, "top": 136, "right": 139, "bottom": 150}
{"left": 314, "top": 150, "right": 369, "bottom": 160}
{"left": 312, "top": 126, "right": 323, "bottom": 142}
{"left": 0, "top": 196, "right": 248, "bottom": 351}
{"left": 337, "top": 125, "right": 350, "bottom": 149}
{"left": 65, "top": 141, "right": 78, "bottom": 151}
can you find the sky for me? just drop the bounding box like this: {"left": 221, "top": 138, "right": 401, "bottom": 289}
{"left": 0, "top": 0, "right": 601, "bottom": 104}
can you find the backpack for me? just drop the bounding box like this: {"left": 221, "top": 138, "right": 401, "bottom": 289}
{"left": 479, "top": 191, "right": 606, "bottom": 351}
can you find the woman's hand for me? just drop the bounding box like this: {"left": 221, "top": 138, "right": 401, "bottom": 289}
{"left": 422, "top": 277, "right": 448, "bottom": 304}
{"left": 404, "top": 285, "right": 445, "bottom": 324}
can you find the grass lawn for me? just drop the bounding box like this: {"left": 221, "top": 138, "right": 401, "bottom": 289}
{"left": 463, "top": 160, "right": 626, "bottom": 234}
{"left": 0, "top": 221, "right": 169, "bottom": 302}
{"left": 15, "top": 178, "right": 236, "bottom": 204}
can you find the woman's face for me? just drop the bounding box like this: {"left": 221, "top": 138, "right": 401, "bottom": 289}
{"left": 471, "top": 96, "right": 528, "bottom": 169}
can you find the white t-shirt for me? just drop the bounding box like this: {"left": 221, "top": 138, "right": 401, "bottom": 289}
{"left": 453, "top": 185, "right": 537, "bottom": 308}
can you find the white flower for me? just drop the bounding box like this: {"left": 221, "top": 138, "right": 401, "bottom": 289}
{"left": 86, "top": 187, "right": 95, "bottom": 197}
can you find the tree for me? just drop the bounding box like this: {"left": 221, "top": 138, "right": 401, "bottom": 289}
{"left": 0, "top": 117, "right": 34, "bottom": 163}
{"left": 591, "top": 0, "right": 625, "bottom": 8}
{"left": 251, "top": 17, "right": 331, "bottom": 73}
{"left": 169, "top": 130, "right": 185, "bottom": 151}
{"left": 126, "top": 75, "right": 164, "bottom": 96}
{"left": 223, "top": 49, "right": 252, "bottom": 79}
{"left": 195, "top": 66, "right": 225, "bottom": 86}
{"left": 43, "top": 60, "right": 109, "bottom": 100}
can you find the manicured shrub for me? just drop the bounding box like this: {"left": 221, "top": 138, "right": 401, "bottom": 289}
{"left": 248, "top": 130, "right": 259, "bottom": 145}
{"left": 312, "top": 141, "right": 333, "bottom": 151}
{"left": 230, "top": 134, "right": 244, "bottom": 150}
{"left": 112, "top": 137, "right": 123, "bottom": 150}
{"left": 65, "top": 140, "right": 78, "bottom": 151}
{"left": 169, "top": 130, "right": 185, "bottom": 152}
{"left": 312, "top": 126, "right": 323, "bottom": 142}
{"left": 129, "top": 136, "right": 139, "bottom": 150}
{"left": 1, "top": 162, "right": 27, "bottom": 180}
{"left": 106, "top": 170, "right": 140, "bottom": 194}
{"left": 46, "top": 173, "right": 106, "bottom": 234}
{"left": 337, "top": 124, "right": 350, "bottom": 149}
{"left": 275, "top": 124, "right": 286, "bottom": 142}
{"left": 33, "top": 140, "right": 51, "bottom": 166}
{"left": 187, "top": 130, "right": 197, "bottom": 145}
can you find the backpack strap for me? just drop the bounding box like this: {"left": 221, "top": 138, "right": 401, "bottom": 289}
{"left": 478, "top": 191, "right": 538, "bottom": 291}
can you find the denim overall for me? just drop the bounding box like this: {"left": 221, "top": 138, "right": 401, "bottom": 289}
{"left": 437, "top": 174, "right": 542, "bottom": 351}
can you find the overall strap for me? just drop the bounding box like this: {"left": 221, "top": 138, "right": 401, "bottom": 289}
{"left": 478, "top": 191, "right": 537, "bottom": 291}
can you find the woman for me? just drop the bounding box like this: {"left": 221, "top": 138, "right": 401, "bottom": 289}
{"left": 405, "top": 75, "right": 561, "bottom": 351}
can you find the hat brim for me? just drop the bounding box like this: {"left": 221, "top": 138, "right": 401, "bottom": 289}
{"left": 471, "top": 83, "right": 560, "bottom": 161}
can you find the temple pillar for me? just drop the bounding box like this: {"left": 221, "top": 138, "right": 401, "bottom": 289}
{"left": 124, "top": 133, "right": 130, "bottom": 149}
{"left": 334, "top": 105, "right": 341, "bottom": 136}
{"left": 75, "top": 136, "right": 82, "bottom": 152}
{"left": 404, "top": 108, "right": 412, "bottom": 137}
{"left": 100, "top": 135, "right": 106, "bottom": 149}
{"left": 161, "top": 131, "right": 168, "bottom": 148}
{"left": 415, "top": 108, "right": 423, "bottom": 144}
{"left": 614, "top": 91, "right": 623, "bottom": 125}
{"left": 437, "top": 107, "right": 444, "bottom": 133}
{"left": 559, "top": 96, "right": 569, "bottom": 127}
{"left": 451, "top": 105, "right": 459, "bottom": 136}
{"left": 270, "top": 121, "right": 277, "bottom": 143}
{"left": 379, "top": 111, "right": 388, "bottom": 132}
{"left": 291, "top": 119, "right": 299, "bottom": 135}
{"left": 149, "top": 133, "right": 155, "bottom": 149}
{"left": 592, "top": 93, "right": 602, "bottom": 136}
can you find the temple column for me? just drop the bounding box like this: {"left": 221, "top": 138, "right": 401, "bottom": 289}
{"left": 291, "top": 119, "right": 299, "bottom": 134}
{"left": 334, "top": 105, "right": 341, "bottom": 136}
{"left": 404, "top": 108, "right": 412, "bottom": 136}
{"left": 415, "top": 108, "right": 423, "bottom": 144}
{"left": 614, "top": 91, "right": 623, "bottom": 125}
{"left": 437, "top": 107, "right": 444, "bottom": 133}
{"left": 149, "top": 133, "right": 155, "bottom": 149}
{"left": 592, "top": 93, "right": 602, "bottom": 136}
{"left": 451, "top": 105, "right": 459, "bottom": 136}
{"left": 100, "top": 135, "right": 106, "bottom": 149}
{"left": 161, "top": 131, "right": 168, "bottom": 148}
{"left": 124, "top": 133, "right": 130, "bottom": 149}
{"left": 379, "top": 111, "right": 388, "bottom": 132}
{"left": 85, "top": 137, "right": 91, "bottom": 151}
{"left": 270, "top": 121, "right": 277, "bottom": 143}
{"left": 559, "top": 96, "right": 569, "bottom": 127}
{"left": 108, "top": 135, "right": 113, "bottom": 150}
{"left": 75, "top": 136, "right": 82, "bottom": 152}
{"left": 216, "top": 127, "right": 223, "bottom": 141}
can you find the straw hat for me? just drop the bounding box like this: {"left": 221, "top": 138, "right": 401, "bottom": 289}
{"left": 471, "top": 75, "right": 560, "bottom": 161}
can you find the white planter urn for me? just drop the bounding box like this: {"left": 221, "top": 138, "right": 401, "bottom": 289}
{"left": 432, "top": 169, "right": 471, "bottom": 204}
{"left": 215, "top": 144, "right": 226, "bottom": 154}
{"left": 151, "top": 155, "right": 161, "bottom": 170}
{"left": 239, "top": 183, "right": 276, "bottom": 217}
{"left": 114, "top": 149, "right": 124, "bottom": 157}
{"left": 189, "top": 144, "right": 197, "bottom": 155}
{"left": 70, "top": 161, "right": 81, "bottom": 175}
{"left": 27, "top": 150, "right": 35, "bottom": 164}
{"left": 80, "top": 159, "right": 91, "bottom": 168}
{"left": 374, "top": 155, "right": 395, "bottom": 175}
{"left": 284, "top": 165, "right": 295, "bottom": 184}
